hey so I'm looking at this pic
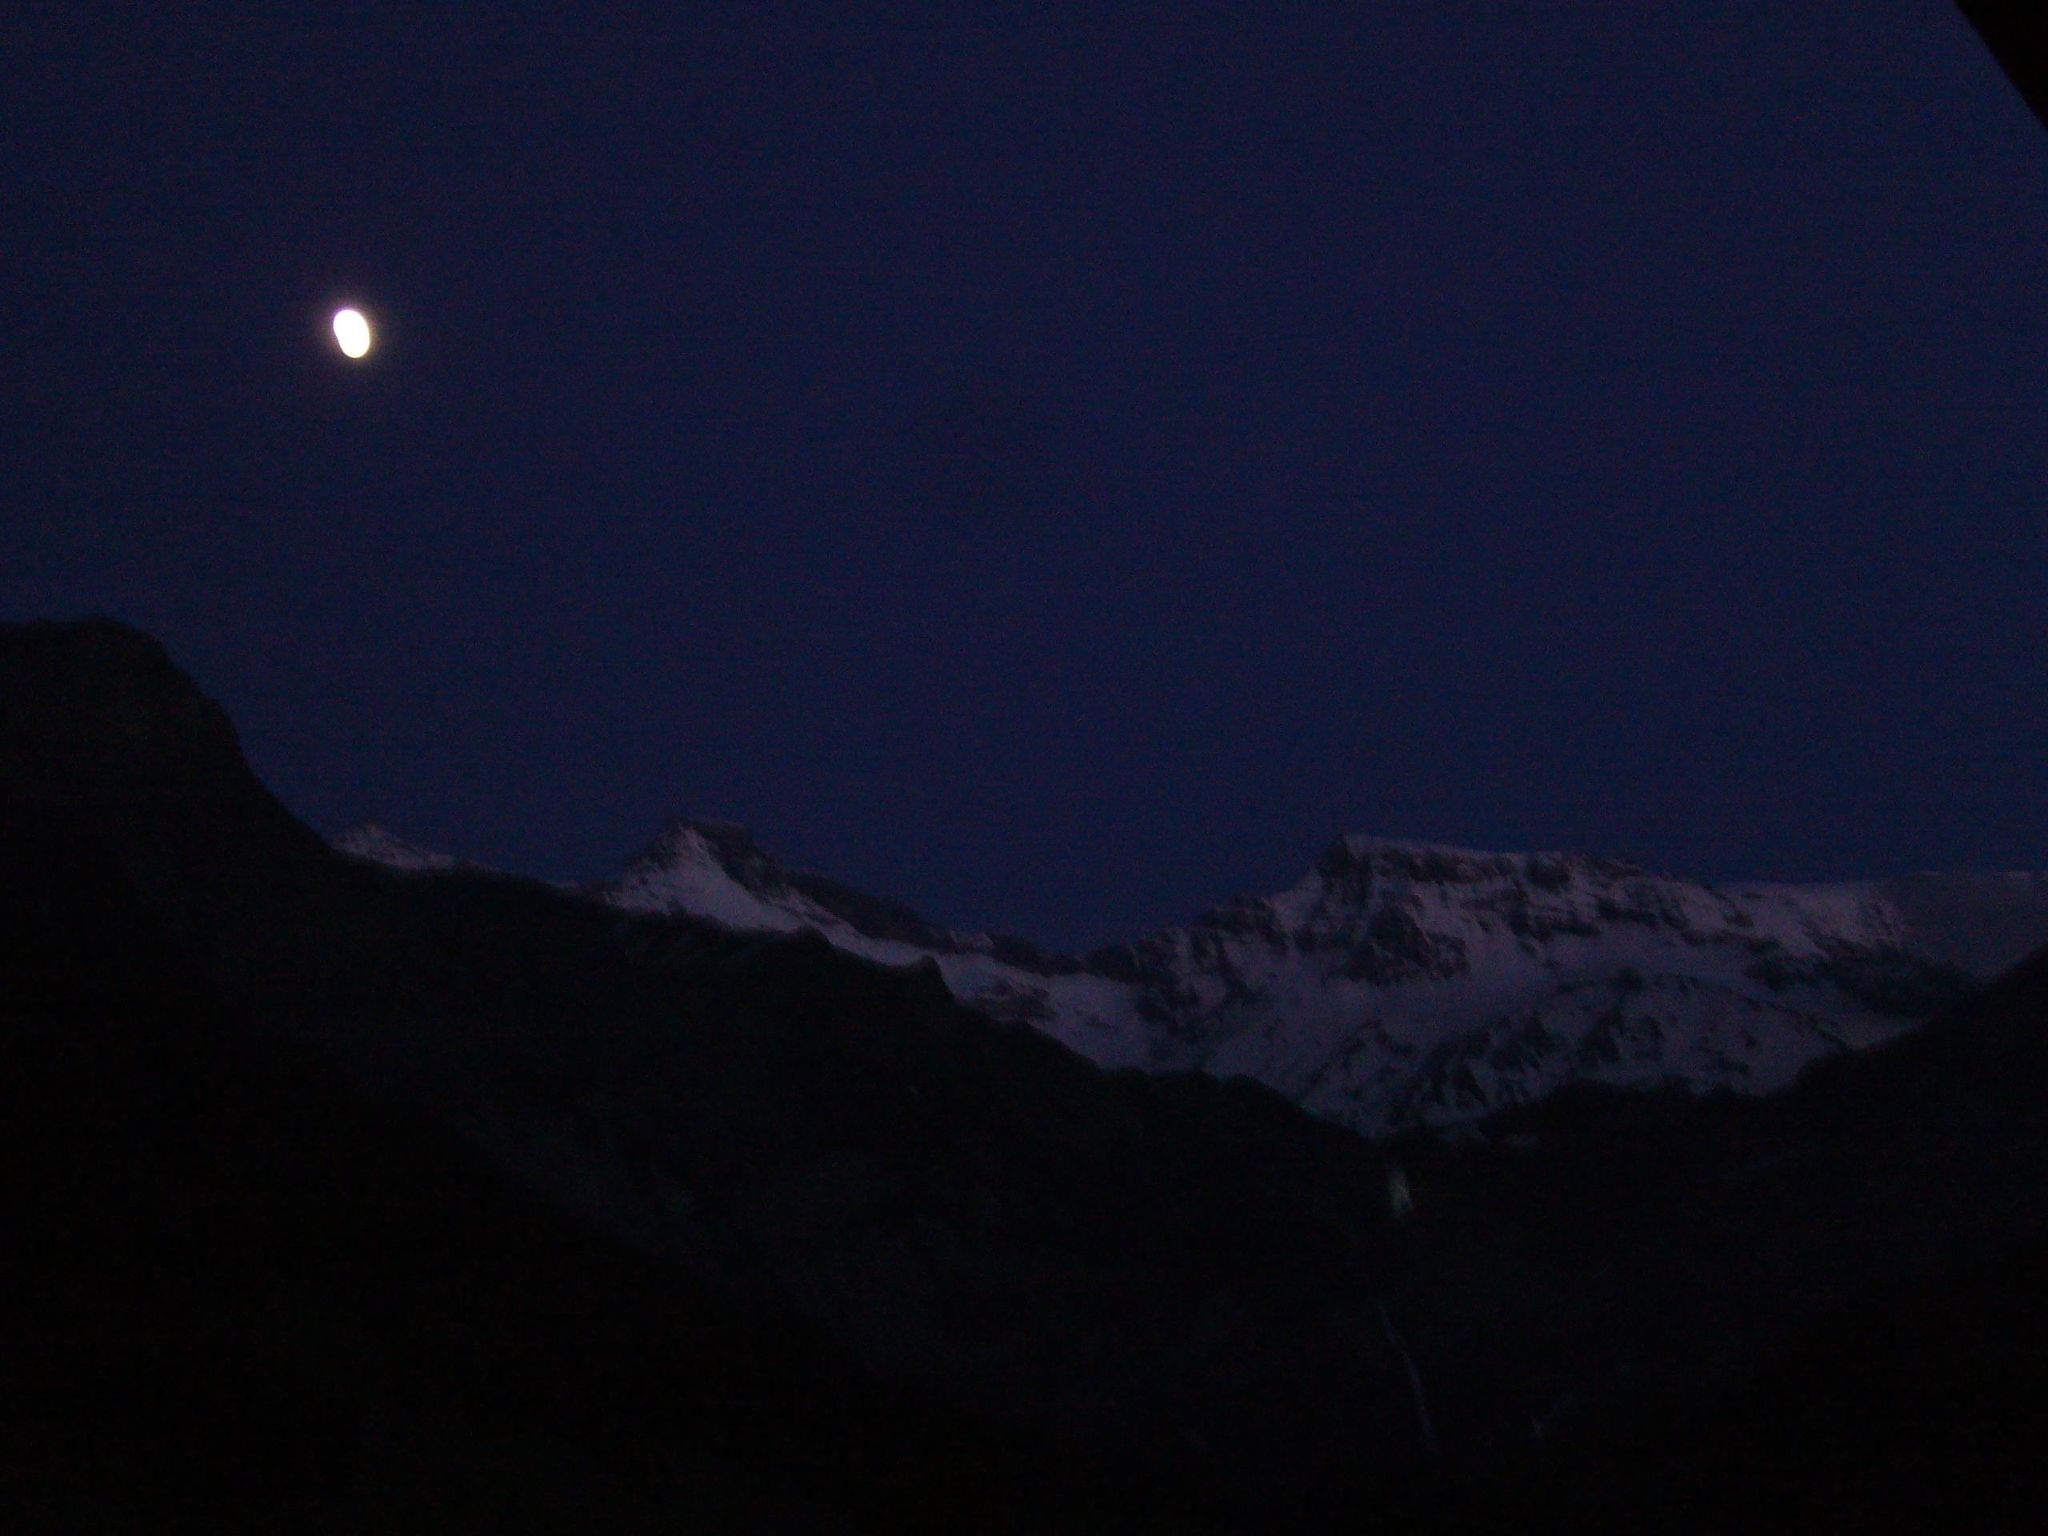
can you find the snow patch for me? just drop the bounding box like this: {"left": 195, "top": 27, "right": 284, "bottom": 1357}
{"left": 333, "top": 822, "right": 2048, "bottom": 1137}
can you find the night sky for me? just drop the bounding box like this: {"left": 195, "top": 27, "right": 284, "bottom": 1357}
{"left": 5, "top": 5, "right": 2044, "bottom": 950}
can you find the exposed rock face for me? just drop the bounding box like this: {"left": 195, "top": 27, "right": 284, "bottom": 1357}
{"left": 347, "top": 819, "right": 2048, "bottom": 1137}
{"left": 1066, "top": 838, "right": 2047, "bottom": 1133}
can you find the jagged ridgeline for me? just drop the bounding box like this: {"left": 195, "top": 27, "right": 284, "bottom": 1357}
{"left": 13, "top": 617, "right": 2048, "bottom": 1532}
{"left": 0, "top": 618, "right": 1407, "bottom": 1528}
{"left": 344, "top": 808, "right": 2048, "bottom": 1138}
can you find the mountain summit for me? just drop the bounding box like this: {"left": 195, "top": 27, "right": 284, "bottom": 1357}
{"left": 342, "top": 819, "right": 2048, "bottom": 1136}
{"left": 23, "top": 617, "right": 2048, "bottom": 1527}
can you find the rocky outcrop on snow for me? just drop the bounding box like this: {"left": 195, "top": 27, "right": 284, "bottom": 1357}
{"left": 341, "top": 821, "right": 2048, "bottom": 1137}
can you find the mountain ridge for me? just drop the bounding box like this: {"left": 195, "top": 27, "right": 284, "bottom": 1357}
{"left": 5, "top": 618, "right": 1421, "bottom": 1517}
{"left": 20, "top": 615, "right": 2048, "bottom": 1527}
{"left": 339, "top": 816, "right": 2048, "bottom": 1136}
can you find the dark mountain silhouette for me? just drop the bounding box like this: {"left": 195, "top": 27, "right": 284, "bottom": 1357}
{"left": 2, "top": 621, "right": 1408, "bottom": 1528}
{"left": 7, "top": 615, "right": 2048, "bottom": 1529}
{"left": 1401, "top": 945, "right": 2048, "bottom": 1531}
{"left": 3, "top": 822, "right": 1153, "bottom": 1532}
{"left": 1958, "top": 0, "right": 2048, "bottom": 133}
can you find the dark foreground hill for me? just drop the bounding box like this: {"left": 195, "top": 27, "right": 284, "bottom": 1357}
{"left": 3, "top": 825, "right": 1152, "bottom": 1532}
{"left": 1378, "top": 943, "right": 2048, "bottom": 1531}
{"left": 2, "top": 619, "right": 1413, "bottom": 1529}
{"left": 7, "top": 616, "right": 2048, "bottom": 1529}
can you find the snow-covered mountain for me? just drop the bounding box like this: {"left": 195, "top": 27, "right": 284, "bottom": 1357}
{"left": 336, "top": 820, "right": 2048, "bottom": 1137}
{"left": 333, "top": 823, "right": 475, "bottom": 873}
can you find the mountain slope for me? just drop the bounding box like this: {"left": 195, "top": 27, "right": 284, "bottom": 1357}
{"left": 5, "top": 619, "right": 1410, "bottom": 1523}
{"left": 1, "top": 822, "right": 1215, "bottom": 1533}
{"left": 344, "top": 818, "right": 2048, "bottom": 1136}
{"left": 1372, "top": 939, "right": 2048, "bottom": 1531}
{"left": 19, "top": 617, "right": 2048, "bottom": 1529}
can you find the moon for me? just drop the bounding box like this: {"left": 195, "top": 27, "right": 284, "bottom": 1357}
{"left": 332, "top": 308, "right": 372, "bottom": 359}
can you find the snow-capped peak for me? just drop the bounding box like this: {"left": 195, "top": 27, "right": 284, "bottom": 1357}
{"left": 598, "top": 818, "right": 824, "bottom": 932}
{"left": 333, "top": 823, "right": 471, "bottom": 873}
{"left": 334, "top": 819, "right": 2048, "bottom": 1138}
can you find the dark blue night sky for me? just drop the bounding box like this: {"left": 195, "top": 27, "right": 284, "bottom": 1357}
{"left": 5, "top": 5, "right": 2044, "bottom": 948}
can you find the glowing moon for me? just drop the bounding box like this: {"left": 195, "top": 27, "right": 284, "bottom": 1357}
{"left": 332, "top": 308, "right": 372, "bottom": 359}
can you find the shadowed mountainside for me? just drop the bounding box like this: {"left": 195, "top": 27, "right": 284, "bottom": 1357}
{"left": 8, "top": 616, "right": 2048, "bottom": 1528}
{"left": 3, "top": 823, "right": 1189, "bottom": 1533}
{"left": 1958, "top": 0, "right": 2048, "bottom": 133}
{"left": 2, "top": 620, "right": 1412, "bottom": 1527}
